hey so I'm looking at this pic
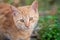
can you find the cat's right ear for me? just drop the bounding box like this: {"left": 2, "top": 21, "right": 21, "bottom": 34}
{"left": 11, "top": 6, "right": 19, "bottom": 16}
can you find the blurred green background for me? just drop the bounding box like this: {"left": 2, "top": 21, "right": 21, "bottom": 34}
{"left": 0, "top": 0, "right": 60, "bottom": 40}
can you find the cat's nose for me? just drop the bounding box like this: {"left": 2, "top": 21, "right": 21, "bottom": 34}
{"left": 25, "top": 22, "right": 30, "bottom": 28}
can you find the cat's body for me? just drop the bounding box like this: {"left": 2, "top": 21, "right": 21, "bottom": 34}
{"left": 0, "top": 0, "right": 39, "bottom": 40}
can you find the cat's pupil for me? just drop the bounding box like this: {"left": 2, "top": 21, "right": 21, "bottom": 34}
{"left": 29, "top": 17, "right": 33, "bottom": 21}
{"left": 20, "top": 19, "right": 24, "bottom": 22}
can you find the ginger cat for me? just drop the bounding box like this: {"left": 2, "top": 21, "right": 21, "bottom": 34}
{"left": 0, "top": 0, "right": 39, "bottom": 40}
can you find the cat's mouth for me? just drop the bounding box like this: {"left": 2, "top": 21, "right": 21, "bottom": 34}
{"left": 16, "top": 23, "right": 34, "bottom": 31}
{"left": 20, "top": 26, "right": 30, "bottom": 30}
{"left": 17, "top": 25, "right": 30, "bottom": 31}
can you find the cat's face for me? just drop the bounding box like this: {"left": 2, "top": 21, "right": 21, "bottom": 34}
{"left": 11, "top": 0, "right": 39, "bottom": 30}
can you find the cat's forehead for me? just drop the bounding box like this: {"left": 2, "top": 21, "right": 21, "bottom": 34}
{"left": 18, "top": 6, "right": 35, "bottom": 17}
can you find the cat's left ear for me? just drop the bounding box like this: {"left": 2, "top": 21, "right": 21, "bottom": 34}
{"left": 11, "top": 6, "right": 19, "bottom": 16}
{"left": 31, "top": 0, "right": 38, "bottom": 12}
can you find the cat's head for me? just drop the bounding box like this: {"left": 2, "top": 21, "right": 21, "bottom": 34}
{"left": 11, "top": 0, "right": 39, "bottom": 30}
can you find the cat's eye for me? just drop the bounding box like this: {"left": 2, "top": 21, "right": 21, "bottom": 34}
{"left": 20, "top": 19, "right": 24, "bottom": 22}
{"left": 29, "top": 17, "right": 33, "bottom": 21}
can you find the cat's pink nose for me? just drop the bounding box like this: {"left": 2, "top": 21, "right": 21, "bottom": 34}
{"left": 25, "top": 22, "right": 30, "bottom": 28}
